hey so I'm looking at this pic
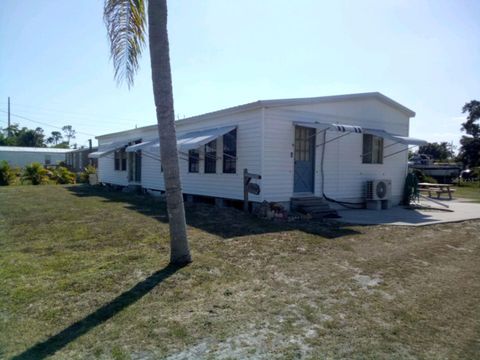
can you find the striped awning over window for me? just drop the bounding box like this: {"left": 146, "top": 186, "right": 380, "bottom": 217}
{"left": 293, "top": 121, "right": 362, "bottom": 133}
{"left": 293, "top": 121, "right": 426, "bottom": 146}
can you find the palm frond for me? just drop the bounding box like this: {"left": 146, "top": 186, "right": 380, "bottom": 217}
{"left": 104, "top": 0, "right": 147, "bottom": 88}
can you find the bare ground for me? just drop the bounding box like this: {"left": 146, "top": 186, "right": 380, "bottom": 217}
{"left": 0, "top": 185, "right": 479, "bottom": 359}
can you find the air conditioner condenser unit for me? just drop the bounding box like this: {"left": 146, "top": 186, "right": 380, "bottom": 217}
{"left": 365, "top": 180, "right": 392, "bottom": 210}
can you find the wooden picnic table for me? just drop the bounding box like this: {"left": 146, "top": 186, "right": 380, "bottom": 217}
{"left": 418, "top": 182, "right": 456, "bottom": 200}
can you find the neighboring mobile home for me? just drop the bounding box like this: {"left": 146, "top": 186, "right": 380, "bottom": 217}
{"left": 0, "top": 146, "right": 71, "bottom": 168}
{"left": 65, "top": 146, "right": 98, "bottom": 172}
{"left": 90, "top": 92, "right": 426, "bottom": 209}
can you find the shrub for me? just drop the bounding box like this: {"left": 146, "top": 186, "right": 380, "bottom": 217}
{"left": 0, "top": 161, "right": 16, "bottom": 186}
{"left": 22, "top": 163, "right": 50, "bottom": 185}
{"left": 412, "top": 169, "right": 437, "bottom": 184}
{"left": 51, "top": 166, "right": 76, "bottom": 184}
{"left": 471, "top": 167, "right": 480, "bottom": 179}
{"left": 80, "top": 165, "right": 97, "bottom": 183}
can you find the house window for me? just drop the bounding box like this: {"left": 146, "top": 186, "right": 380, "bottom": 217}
{"left": 114, "top": 148, "right": 127, "bottom": 171}
{"left": 362, "top": 134, "right": 384, "bottom": 164}
{"left": 223, "top": 129, "right": 237, "bottom": 173}
{"left": 204, "top": 140, "right": 217, "bottom": 174}
{"left": 294, "top": 127, "right": 314, "bottom": 161}
{"left": 188, "top": 149, "right": 199, "bottom": 173}
{"left": 114, "top": 151, "right": 120, "bottom": 170}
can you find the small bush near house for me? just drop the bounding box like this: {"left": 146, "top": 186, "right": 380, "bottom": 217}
{"left": 21, "top": 162, "right": 50, "bottom": 185}
{"left": 412, "top": 169, "right": 437, "bottom": 184}
{"left": 468, "top": 167, "right": 480, "bottom": 180}
{"left": 0, "top": 161, "right": 16, "bottom": 186}
{"left": 79, "top": 165, "right": 97, "bottom": 183}
{"left": 51, "top": 166, "right": 76, "bottom": 184}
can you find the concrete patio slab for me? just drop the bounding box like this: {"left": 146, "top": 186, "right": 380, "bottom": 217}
{"left": 337, "top": 198, "right": 480, "bottom": 226}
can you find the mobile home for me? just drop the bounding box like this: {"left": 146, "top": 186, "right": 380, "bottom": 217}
{"left": 0, "top": 146, "right": 71, "bottom": 168}
{"left": 65, "top": 146, "right": 98, "bottom": 172}
{"left": 91, "top": 92, "right": 426, "bottom": 209}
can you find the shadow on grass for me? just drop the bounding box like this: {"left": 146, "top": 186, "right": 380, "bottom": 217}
{"left": 12, "top": 264, "right": 182, "bottom": 360}
{"left": 67, "top": 185, "right": 360, "bottom": 239}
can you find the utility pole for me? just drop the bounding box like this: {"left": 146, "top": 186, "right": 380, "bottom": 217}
{"left": 7, "top": 97, "right": 11, "bottom": 136}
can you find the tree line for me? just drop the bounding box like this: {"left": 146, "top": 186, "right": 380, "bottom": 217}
{"left": 0, "top": 124, "right": 77, "bottom": 148}
{"left": 410, "top": 100, "right": 480, "bottom": 168}
{"left": 458, "top": 100, "right": 480, "bottom": 168}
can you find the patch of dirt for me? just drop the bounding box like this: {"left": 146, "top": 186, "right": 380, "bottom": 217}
{"left": 353, "top": 274, "right": 383, "bottom": 289}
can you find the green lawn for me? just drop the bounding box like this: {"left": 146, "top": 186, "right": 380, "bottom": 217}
{"left": 455, "top": 181, "right": 480, "bottom": 202}
{"left": 0, "top": 185, "right": 479, "bottom": 359}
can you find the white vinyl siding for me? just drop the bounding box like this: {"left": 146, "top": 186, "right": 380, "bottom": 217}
{"left": 96, "top": 96, "right": 412, "bottom": 206}
{"left": 97, "top": 128, "right": 156, "bottom": 186}
{"left": 129, "top": 110, "right": 263, "bottom": 202}
{"left": 0, "top": 149, "right": 68, "bottom": 168}
{"left": 262, "top": 99, "right": 410, "bottom": 205}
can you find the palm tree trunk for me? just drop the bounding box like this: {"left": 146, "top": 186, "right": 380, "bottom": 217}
{"left": 148, "top": 0, "right": 191, "bottom": 265}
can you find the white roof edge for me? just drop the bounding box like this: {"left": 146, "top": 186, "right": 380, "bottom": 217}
{"left": 96, "top": 92, "right": 415, "bottom": 139}
{"left": 0, "top": 146, "right": 73, "bottom": 153}
{"left": 69, "top": 147, "right": 98, "bottom": 153}
{"left": 260, "top": 92, "right": 416, "bottom": 117}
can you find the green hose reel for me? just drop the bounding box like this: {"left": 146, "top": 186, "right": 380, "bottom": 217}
{"left": 403, "top": 172, "right": 419, "bottom": 205}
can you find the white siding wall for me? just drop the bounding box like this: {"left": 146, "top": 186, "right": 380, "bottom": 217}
{"left": 97, "top": 127, "right": 157, "bottom": 186}
{"left": 142, "top": 110, "right": 263, "bottom": 201}
{"left": 0, "top": 151, "right": 67, "bottom": 168}
{"left": 262, "top": 99, "right": 411, "bottom": 204}
{"left": 98, "top": 110, "right": 263, "bottom": 202}
{"left": 97, "top": 97, "right": 413, "bottom": 205}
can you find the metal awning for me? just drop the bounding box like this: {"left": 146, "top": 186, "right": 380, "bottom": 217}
{"left": 177, "top": 125, "right": 236, "bottom": 151}
{"left": 89, "top": 138, "right": 140, "bottom": 158}
{"left": 125, "top": 125, "right": 237, "bottom": 153}
{"left": 125, "top": 139, "right": 157, "bottom": 153}
{"left": 294, "top": 121, "right": 362, "bottom": 133}
{"left": 364, "top": 128, "right": 427, "bottom": 146}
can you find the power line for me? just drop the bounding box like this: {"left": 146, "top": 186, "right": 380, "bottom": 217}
{"left": 3, "top": 109, "right": 139, "bottom": 128}
{"left": 9, "top": 102, "right": 149, "bottom": 125}
{"left": 0, "top": 106, "right": 144, "bottom": 138}
{"left": 3, "top": 107, "right": 140, "bottom": 127}
{"left": 0, "top": 110, "right": 97, "bottom": 137}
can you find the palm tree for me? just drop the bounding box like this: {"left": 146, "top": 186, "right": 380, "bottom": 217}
{"left": 62, "top": 125, "right": 76, "bottom": 145}
{"left": 22, "top": 162, "right": 49, "bottom": 185}
{"left": 104, "top": 0, "right": 191, "bottom": 265}
{"left": 46, "top": 131, "right": 63, "bottom": 145}
{"left": 51, "top": 131, "right": 63, "bottom": 145}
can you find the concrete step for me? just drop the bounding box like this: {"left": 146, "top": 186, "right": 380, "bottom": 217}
{"left": 291, "top": 196, "right": 327, "bottom": 207}
{"left": 291, "top": 196, "right": 338, "bottom": 218}
{"left": 310, "top": 211, "right": 339, "bottom": 219}
{"left": 300, "top": 204, "right": 332, "bottom": 212}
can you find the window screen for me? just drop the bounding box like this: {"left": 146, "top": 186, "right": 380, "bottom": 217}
{"left": 294, "top": 127, "right": 314, "bottom": 161}
{"left": 114, "top": 150, "right": 120, "bottom": 170}
{"left": 362, "top": 134, "right": 384, "bottom": 164}
{"left": 114, "top": 148, "right": 127, "bottom": 171}
{"left": 223, "top": 129, "right": 237, "bottom": 173}
{"left": 188, "top": 149, "right": 199, "bottom": 173}
{"left": 204, "top": 140, "right": 216, "bottom": 174}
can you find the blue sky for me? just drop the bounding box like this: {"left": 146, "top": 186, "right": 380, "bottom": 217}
{"left": 1, "top": 0, "right": 479, "bottom": 149}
